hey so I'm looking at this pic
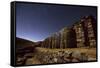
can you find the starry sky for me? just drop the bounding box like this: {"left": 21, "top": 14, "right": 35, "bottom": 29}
{"left": 16, "top": 2, "right": 97, "bottom": 42}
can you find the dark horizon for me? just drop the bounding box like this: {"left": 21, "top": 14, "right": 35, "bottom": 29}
{"left": 16, "top": 2, "right": 97, "bottom": 42}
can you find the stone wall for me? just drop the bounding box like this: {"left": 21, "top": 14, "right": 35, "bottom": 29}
{"left": 42, "top": 27, "right": 77, "bottom": 48}
{"left": 73, "top": 15, "right": 97, "bottom": 48}
{"left": 40, "top": 15, "right": 96, "bottom": 48}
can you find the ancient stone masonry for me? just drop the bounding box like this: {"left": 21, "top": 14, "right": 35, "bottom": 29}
{"left": 42, "top": 27, "right": 77, "bottom": 49}
{"left": 41, "top": 15, "right": 97, "bottom": 48}
{"left": 59, "top": 27, "right": 77, "bottom": 48}
{"left": 73, "top": 15, "right": 97, "bottom": 48}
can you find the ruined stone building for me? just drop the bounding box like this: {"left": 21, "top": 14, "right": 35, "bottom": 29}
{"left": 41, "top": 27, "right": 77, "bottom": 49}
{"left": 73, "top": 15, "right": 97, "bottom": 48}
{"left": 41, "top": 15, "right": 97, "bottom": 48}
{"left": 59, "top": 27, "right": 76, "bottom": 48}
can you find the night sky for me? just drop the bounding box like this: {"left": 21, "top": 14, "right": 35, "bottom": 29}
{"left": 16, "top": 2, "right": 97, "bottom": 42}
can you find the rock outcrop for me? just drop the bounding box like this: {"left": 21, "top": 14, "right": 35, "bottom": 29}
{"left": 42, "top": 27, "right": 77, "bottom": 48}
{"left": 41, "top": 15, "right": 97, "bottom": 48}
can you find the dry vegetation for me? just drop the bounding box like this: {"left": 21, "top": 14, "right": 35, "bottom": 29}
{"left": 35, "top": 47, "right": 96, "bottom": 58}
{"left": 16, "top": 47, "right": 97, "bottom": 65}
{"left": 25, "top": 47, "right": 96, "bottom": 65}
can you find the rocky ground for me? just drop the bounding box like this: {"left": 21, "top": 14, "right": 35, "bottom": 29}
{"left": 16, "top": 47, "right": 97, "bottom": 65}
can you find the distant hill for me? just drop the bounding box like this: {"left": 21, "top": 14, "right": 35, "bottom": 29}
{"left": 16, "top": 37, "right": 35, "bottom": 49}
